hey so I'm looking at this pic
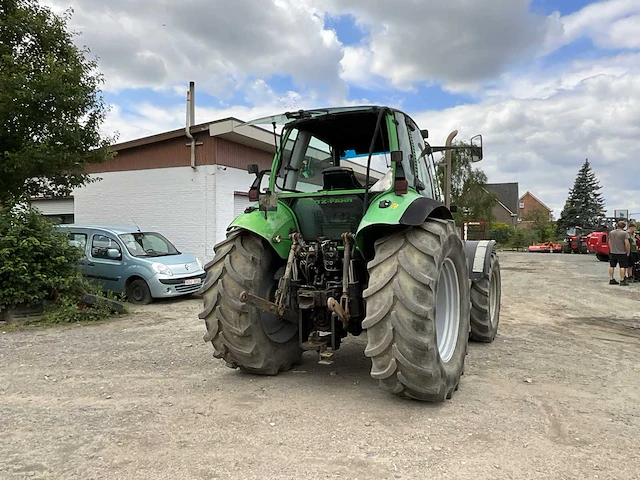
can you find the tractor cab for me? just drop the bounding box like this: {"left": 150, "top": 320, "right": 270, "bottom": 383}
{"left": 242, "top": 106, "right": 443, "bottom": 245}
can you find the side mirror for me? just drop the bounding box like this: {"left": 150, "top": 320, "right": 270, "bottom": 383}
{"left": 107, "top": 248, "right": 121, "bottom": 260}
{"left": 247, "top": 164, "right": 259, "bottom": 175}
{"left": 470, "top": 134, "right": 483, "bottom": 162}
{"left": 248, "top": 169, "right": 271, "bottom": 202}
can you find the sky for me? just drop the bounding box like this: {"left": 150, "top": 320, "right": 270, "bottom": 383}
{"left": 42, "top": 0, "right": 640, "bottom": 218}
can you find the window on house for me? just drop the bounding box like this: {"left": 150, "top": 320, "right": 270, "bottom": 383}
{"left": 519, "top": 201, "right": 524, "bottom": 209}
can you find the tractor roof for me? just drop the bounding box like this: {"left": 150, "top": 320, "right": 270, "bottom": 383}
{"left": 244, "top": 105, "right": 406, "bottom": 155}
{"left": 243, "top": 105, "right": 398, "bottom": 126}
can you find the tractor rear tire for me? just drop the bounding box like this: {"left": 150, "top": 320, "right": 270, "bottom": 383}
{"left": 363, "top": 218, "right": 470, "bottom": 402}
{"left": 470, "top": 252, "right": 501, "bottom": 342}
{"left": 199, "top": 230, "right": 302, "bottom": 375}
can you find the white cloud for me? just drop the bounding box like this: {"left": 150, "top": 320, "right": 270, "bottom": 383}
{"left": 548, "top": 0, "right": 640, "bottom": 51}
{"left": 42, "top": 0, "right": 347, "bottom": 100}
{"left": 318, "top": 0, "right": 560, "bottom": 90}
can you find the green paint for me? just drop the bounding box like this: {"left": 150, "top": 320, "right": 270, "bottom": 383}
{"left": 355, "top": 189, "right": 422, "bottom": 250}
{"left": 278, "top": 189, "right": 365, "bottom": 199}
{"left": 228, "top": 201, "right": 299, "bottom": 258}
{"left": 385, "top": 112, "right": 399, "bottom": 151}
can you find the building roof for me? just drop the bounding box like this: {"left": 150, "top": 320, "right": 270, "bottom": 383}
{"left": 520, "top": 191, "right": 552, "bottom": 212}
{"left": 485, "top": 183, "right": 519, "bottom": 216}
{"left": 111, "top": 117, "right": 277, "bottom": 153}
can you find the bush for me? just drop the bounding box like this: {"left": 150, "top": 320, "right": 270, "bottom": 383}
{"left": 0, "top": 206, "right": 84, "bottom": 310}
{"left": 0, "top": 207, "right": 126, "bottom": 324}
{"left": 487, "top": 222, "right": 513, "bottom": 245}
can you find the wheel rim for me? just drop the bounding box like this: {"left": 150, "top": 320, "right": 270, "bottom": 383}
{"left": 489, "top": 268, "right": 499, "bottom": 327}
{"left": 131, "top": 284, "right": 144, "bottom": 302}
{"left": 435, "top": 258, "right": 461, "bottom": 363}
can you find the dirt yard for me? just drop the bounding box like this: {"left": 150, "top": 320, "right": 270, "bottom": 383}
{"left": 1, "top": 252, "right": 639, "bottom": 479}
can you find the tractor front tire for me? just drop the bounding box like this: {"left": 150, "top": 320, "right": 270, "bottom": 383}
{"left": 470, "top": 252, "right": 501, "bottom": 342}
{"left": 363, "top": 219, "right": 470, "bottom": 402}
{"left": 199, "top": 230, "right": 302, "bottom": 375}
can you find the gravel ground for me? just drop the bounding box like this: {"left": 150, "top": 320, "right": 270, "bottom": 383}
{"left": 1, "top": 252, "right": 639, "bottom": 480}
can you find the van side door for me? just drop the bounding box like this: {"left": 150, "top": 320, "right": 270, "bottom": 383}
{"left": 87, "top": 231, "right": 125, "bottom": 294}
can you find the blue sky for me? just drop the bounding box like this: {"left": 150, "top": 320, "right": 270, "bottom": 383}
{"left": 45, "top": 0, "right": 640, "bottom": 215}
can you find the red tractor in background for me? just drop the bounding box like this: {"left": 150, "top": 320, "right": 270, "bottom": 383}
{"left": 562, "top": 226, "right": 589, "bottom": 254}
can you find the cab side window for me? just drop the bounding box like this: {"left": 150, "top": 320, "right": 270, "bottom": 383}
{"left": 407, "top": 119, "right": 436, "bottom": 199}
{"left": 393, "top": 112, "right": 417, "bottom": 189}
{"left": 91, "top": 235, "right": 121, "bottom": 260}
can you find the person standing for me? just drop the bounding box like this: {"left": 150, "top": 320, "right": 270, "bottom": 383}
{"left": 627, "top": 222, "right": 637, "bottom": 283}
{"left": 609, "top": 220, "right": 630, "bottom": 286}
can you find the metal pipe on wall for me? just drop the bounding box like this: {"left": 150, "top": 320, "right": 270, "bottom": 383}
{"left": 185, "top": 81, "right": 196, "bottom": 169}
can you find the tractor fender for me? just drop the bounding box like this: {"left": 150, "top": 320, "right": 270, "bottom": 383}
{"left": 464, "top": 239, "right": 496, "bottom": 280}
{"left": 355, "top": 190, "right": 453, "bottom": 258}
{"left": 226, "top": 201, "right": 299, "bottom": 259}
{"left": 398, "top": 196, "right": 453, "bottom": 225}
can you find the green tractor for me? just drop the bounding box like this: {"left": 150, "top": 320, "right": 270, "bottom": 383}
{"left": 199, "top": 106, "right": 501, "bottom": 402}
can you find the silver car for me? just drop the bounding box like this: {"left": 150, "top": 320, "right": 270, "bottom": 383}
{"left": 57, "top": 225, "right": 206, "bottom": 304}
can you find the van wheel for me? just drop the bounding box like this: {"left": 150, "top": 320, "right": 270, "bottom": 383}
{"left": 127, "top": 278, "right": 153, "bottom": 305}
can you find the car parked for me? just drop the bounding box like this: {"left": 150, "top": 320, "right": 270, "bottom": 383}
{"left": 57, "top": 225, "right": 206, "bottom": 304}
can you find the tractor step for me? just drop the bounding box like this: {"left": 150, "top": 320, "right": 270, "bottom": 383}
{"left": 301, "top": 333, "right": 336, "bottom": 365}
{"left": 318, "top": 349, "right": 335, "bottom": 366}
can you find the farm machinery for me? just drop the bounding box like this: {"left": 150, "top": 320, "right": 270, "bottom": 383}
{"left": 199, "top": 106, "right": 502, "bottom": 402}
{"left": 528, "top": 241, "right": 562, "bottom": 253}
{"left": 587, "top": 231, "right": 610, "bottom": 261}
{"left": 562, "top": 226, "right": 589, "bottom": 254}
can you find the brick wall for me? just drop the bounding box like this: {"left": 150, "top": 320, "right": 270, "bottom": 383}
{"left": 519, "top": 192, "right": 551, "bottom": 221}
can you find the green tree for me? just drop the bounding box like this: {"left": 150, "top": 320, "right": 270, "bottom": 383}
{"left": 437, "top": 141, "right": 497, "bottom": 225}
{"left": 524, "top": 207, "right": 555, "bottom": 242}
{"left": 509, "top": 227, "right": 536, "bottom": 250}
{"left": 557, "top": 159, "right": 605, "bottom": 235}
{"left": 0, "top": 0, "right": 114, "bottom": 207}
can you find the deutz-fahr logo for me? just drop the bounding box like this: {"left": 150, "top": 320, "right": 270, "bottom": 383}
{"left": 312, "top": 197, "right": 354, "bottom": 205}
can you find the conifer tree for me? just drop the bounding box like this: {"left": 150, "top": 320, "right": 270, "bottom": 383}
{"left": 557, "top": 159, "right": 605, "bottom": 234}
